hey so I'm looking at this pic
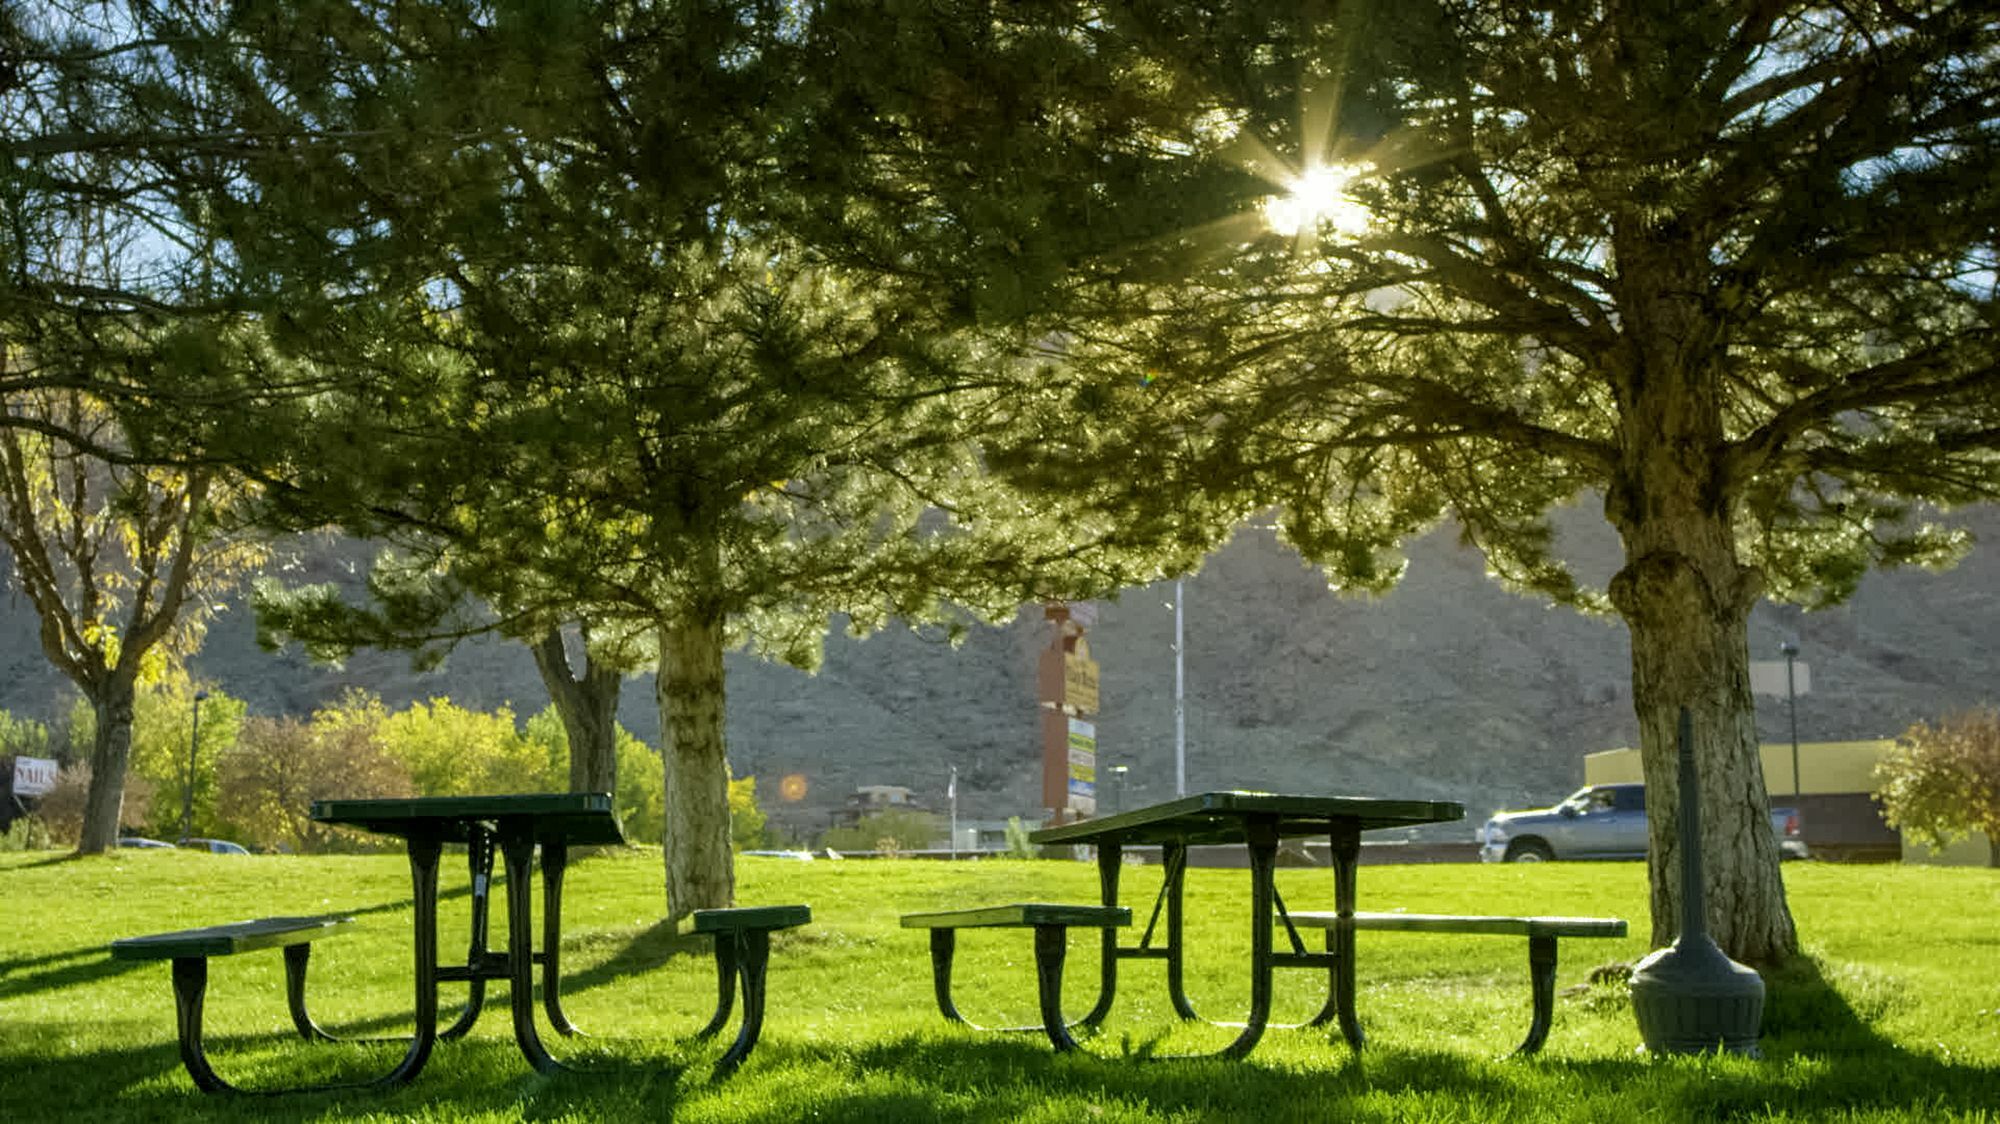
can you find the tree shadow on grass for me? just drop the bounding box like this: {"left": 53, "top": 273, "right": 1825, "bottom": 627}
{"left": 790, "top": 1033, "right": 1519, "bottom": 1122}
{"left": 0, "top": 880, "right": 485, "bottom": 1005}
{"left": 240, "top": 918, "right": 715, "bottom": 1044}
{"left": 0, "top": 946, "right": 150, "bottom": 1001}
{"left": 0, "top": 1030, "right": 699, "bottom": 1123}
{"left": 555, "top": 917, "right": 714, "bottom": 995}
{"left": 1526, "top": 954, "right": 2000, "bottom": 1120}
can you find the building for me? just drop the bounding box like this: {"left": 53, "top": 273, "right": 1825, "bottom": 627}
{"left": 833, "top": 784, "right": 929, "bottom": 828}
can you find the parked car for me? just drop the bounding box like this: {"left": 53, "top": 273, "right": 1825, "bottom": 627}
{"left": 116, "top": 836, "right": 176, "bottom": 849}
{"left": 181, "top": 837, "right": 252, "bottom": 855}
{"left": 1478, "top": 783, "right": 1808, "bottom": 863}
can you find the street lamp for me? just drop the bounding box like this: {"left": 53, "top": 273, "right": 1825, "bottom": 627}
{"left": 1107, "top": 765, "right": 1129, "bottom": 815}
{"left": 180, "top": 690, "right": 209, "bottom": 843}
{"left": 1779, "top": 640, "right": 1801, "bottom": 806}
{"left": 1172, "top": 578, "right": 1186, "bottom": 796}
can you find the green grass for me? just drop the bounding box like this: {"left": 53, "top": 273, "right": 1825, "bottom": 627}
{"left": 2, "top": 850, "right": 1997, "bottom": 1122}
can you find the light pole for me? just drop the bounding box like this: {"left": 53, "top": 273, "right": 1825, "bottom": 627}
{"left": 1780, "top": 640, "right": 1801, "bottom": 806}
{"left": 181, "top": 690, "right": 208, "bottom": 843}
{"left": 1173, "top": 578, "right": 1186, "bottom": 796}
{"left": 1108, "top": 765, "right": 1129, "bottom": 815}
{"left": 948, "top": 765, "right": 958, "bottom": 860}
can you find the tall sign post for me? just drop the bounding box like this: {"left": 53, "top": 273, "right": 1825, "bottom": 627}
{"left": 1038, "top": 603, "right": 1100, "bottom": 824}
{"left": 1750, "top": 647, "right": 1812, "bottom": 805}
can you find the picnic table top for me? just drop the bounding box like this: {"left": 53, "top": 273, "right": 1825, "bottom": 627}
{"left": 309, "top": 792, "right": 626, "bottom": 846}
{"left": 1029, "top": 790, "right": 1464, "bottom": 847}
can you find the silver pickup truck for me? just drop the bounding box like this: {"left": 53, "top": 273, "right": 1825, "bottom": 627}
{"left": 1478, "top": 782, "right": 1808, "bottom": 862}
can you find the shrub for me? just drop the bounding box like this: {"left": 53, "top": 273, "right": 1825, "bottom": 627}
{"left": 0, "top": 709, "right": 51, "bottom": 758}
{"left": 377, "top": 697, "right": 559, "bottom": 796}
{"left": 1003, "top": 815, "right": 1038, "bottom": 859}
{"left": 215, "top": 715, "right": 415, "bottom": 853}
{"left": 125, "top": 680, "right": 245, "bottom": 842}
{"left": 615, "top": 734, "right": 665, "bottom": 846}
{"left": 0, "top": 815, "right": 51, "bottom": 851}
{"left": 730, "top": 776, "right": 769, "bottom": 852}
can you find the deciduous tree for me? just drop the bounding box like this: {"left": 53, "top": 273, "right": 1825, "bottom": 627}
{"left": 216, "top": 714, "right": 414, "bottom": 853}
{"left": 0, "top": 387, "right": 263, "bottom": 852}
{"left": 1876, "top": 708, "right": 2000, "bottom": 868}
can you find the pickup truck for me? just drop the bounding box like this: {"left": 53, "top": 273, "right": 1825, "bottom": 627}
{"left": 1478, "top": 782, "right": 1808, "bottom": 862}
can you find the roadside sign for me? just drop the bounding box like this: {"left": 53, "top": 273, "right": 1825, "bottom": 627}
{"left": 1067, "top": 718, "right": 1096, "bottom": 814}
{"left": 1749, "top": 661, "right": 1810, "bottom": 698}
{"left": 10, "top": 756, "right": 58, "bottom": 798}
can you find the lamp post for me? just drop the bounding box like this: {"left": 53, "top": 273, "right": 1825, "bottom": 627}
{"left": 1173, "top": 578, "right": 1186, "bottom": 796}
{"left": 948, "top": 765, "right": 958, "bottom": 860}
{"left": 1780, "top": 640, "right": 1801, "bottom": 807}
{"left": 1108, "top": 765, "right": 1129, "bottom": 815}
{"left": 180, "top": 690, "right": 208, "bottom": 843}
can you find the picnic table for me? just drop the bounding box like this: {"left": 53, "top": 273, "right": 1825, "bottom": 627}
{"left": 112, "top": 792, "right": 808, "bottom": 1094}
{"left": 1027, "top": 791, "right": 1464, "bottom": 1059}
{"left": 310, "top": 791, "right": 627, "bottom": 1077}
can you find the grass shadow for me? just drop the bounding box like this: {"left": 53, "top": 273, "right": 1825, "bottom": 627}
{"left": 557, "top": 918, "right": 715, "bottom": 995}
{"left": 0, "top": 947, "right": 150, "bottom": 1000}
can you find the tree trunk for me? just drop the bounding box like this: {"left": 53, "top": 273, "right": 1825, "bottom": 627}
{"left": 1612, "top": 548, "right": 1794, "bottom": 965}
{"left": 75, "top": 677, "right": 138, "bottom": 855}
{"left": 528, "top": 628, "right": 621, "bottom": 794}
{"left": 658, "top": 607, "right": 734, "bottom": 927}
{"left": 1603, "top": 227, "right": 1798, "bottom": 967}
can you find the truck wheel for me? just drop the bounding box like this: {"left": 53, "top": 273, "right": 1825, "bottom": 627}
{"left": 1505, "top": 839, "right": 1554, "bottom": 863}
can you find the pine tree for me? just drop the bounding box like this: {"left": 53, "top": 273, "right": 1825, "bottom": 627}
{"left": 807, "top": 1, "right": 2000, "bottom": 964}
{"left": 149, "top": 0, "right": 1186, "bottom": 922}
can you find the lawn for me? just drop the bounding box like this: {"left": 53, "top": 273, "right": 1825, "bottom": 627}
{"left": 2, "top": 848, "right": 1996, "bottom": 1122}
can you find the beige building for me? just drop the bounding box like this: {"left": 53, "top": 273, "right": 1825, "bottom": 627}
{"left": 1583, "top": 739, "right": 1992, "bottom": 865}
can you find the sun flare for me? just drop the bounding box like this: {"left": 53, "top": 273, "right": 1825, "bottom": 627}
{"left": 1262, "top": 163, "right": 1372, "bottom": 238}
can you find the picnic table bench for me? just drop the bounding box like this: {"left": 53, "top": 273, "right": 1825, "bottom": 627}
{"left": 1279, "top": 911, "right": 1629, "bottom": 1055}
{"left": 110, "top": 915, "right": 373, "bottom": 1094}
{"left": 899, "top": 903, "right": 1131, "bottom": 1051}
{"left": 691, "top": 904, "right": 815, "bottom": 1076}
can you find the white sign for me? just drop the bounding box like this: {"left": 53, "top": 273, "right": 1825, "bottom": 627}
{"left": 10, "top": 756, "right": 58, "bottom": 798}
{"left": 1749, "top": 661, "right": 1810, "bottom": 698}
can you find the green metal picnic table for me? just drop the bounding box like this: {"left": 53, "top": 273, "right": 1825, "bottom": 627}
{"left": 1029, "top": 790, "right": 1464, "bottom": 1059}
{"left": 309, "top": 791, "right": 625, "bottom": 1078}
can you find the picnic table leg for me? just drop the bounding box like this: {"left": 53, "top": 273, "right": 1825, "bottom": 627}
{"left": 1513, "top": 934, "right": 1559, "bottom": 1056}
{"left": 168, "top": 957, "right": 230, "bottom": 1093}
{"left": 696, "top": 930, "right": 741, "bottom": 1038}
{"left": 1329, "top": 822, "right": 1365, "bottom": 1049}
{"left": 537, "top": 840, "right": 580, "bottom": 1036}
{"left": 1033, "top": 924, "right": 1080, "bottom": 1052}
{"left": 1163, "top": 842, "right": 1199, "bottom": 1021}
{"left": 1214, "top": 817, "right": 1279, "bottom": 1060}
{"left": 712, "top": 929, "right": 771, "bottom": 1078}
{"left": 1079, "top": 840, "right": 1121, "bottom": 1028}
{"left": 500, "top": 833, "right": 566, "bottom": 1075}
{"left": 925, "top": 929, "right": 967, "bottom": 1022}
{"left": 441, "top": 830, "right": 495, "bottom": 1041}
{"left": 283, "top": 943, "right": 336, "bottom": 1042}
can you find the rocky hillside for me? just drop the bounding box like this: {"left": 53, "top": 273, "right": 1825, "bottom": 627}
{"left": 6, "top": 504, "right": 1998, "bottom": 844}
